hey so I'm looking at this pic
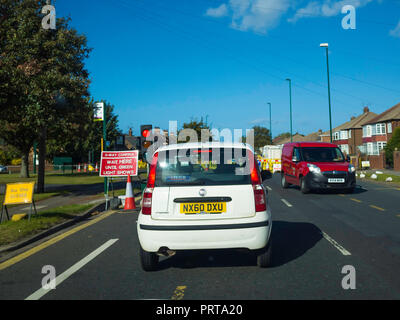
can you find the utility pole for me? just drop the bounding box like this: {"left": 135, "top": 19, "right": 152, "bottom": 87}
{"left": 286, "top": 79, "right": 293, "bottom": 143}
{"left": 320, "top": 43, "right": 333, "bottom": 143}
{"left": 267, "top": 102, "right": 272, "bottom": 143}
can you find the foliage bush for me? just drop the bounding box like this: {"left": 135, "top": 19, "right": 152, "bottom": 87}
{"left": 385, "top": 127, "right": 400, "bottom": 167}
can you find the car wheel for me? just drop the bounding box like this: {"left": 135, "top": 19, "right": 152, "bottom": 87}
{"left": 300, "top": 177, "right": 309, "bottom": 194}
{"left": 281, "top": 174, "right": 289, "bottom": 189}
{"left": 140, "top": 246, "right": 159, "bottom": 271}
{"left": 257, "top": 240, "right": 272, "bottom": 268}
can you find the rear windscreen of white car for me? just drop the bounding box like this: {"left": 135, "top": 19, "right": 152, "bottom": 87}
{"left": 155, "top": 148, "right": 252, "bottom": 186}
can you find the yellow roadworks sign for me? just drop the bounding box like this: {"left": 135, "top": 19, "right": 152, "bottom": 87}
{"left": 4, "top": 182, "right": 35, "bottom": 205}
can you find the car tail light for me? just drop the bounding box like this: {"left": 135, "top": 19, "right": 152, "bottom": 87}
{"left": 253, "top": 184, "right": 266, "bottom": 212}
{"left": 147, "top": 152, "right": 158, "bottom": 188}
{"left": 142, "top": 152, "right": 158, "bottom": 215}
{"left": 141, "top": 188, "right": 153, "bottom": 215}
{"left": 250, "top": 152, "right": 267, "bottom": 212}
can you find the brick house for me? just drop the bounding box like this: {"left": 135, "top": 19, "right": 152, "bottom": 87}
{"left": 319, "top": 107, "right": 377, "bottom": 155}
{"left": 360, "top": 102, "right": 400, "bottom": 155}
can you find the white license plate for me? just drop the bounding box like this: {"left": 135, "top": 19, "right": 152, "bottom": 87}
{"left": 328, "top": 178, "right": 345, "bottom": 183}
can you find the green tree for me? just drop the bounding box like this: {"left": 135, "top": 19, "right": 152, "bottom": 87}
{"left": 178, "top": 117, "right": 213, "bottom": 143}
{"left": 0, "top": 0, "right": 91, "bottom": 189}
{"left": 46, "top": 99, "right": 121, "bottom": 164}
{"left": 241, "top": 126, "right": 272, "bottom": 152}
{"left": 385, "top": 127, "right": 400, "bottom": 167}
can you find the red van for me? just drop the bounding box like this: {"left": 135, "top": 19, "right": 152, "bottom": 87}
{"left": 281, "top": 142, "right": 356, "bottom": 193}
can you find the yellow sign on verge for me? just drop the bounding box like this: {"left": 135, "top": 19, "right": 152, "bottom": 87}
{"left": 4, "top": 182, "right": 35, "bottom": 205}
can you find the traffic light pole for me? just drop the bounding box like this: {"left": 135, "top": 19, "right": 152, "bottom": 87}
{"left": 103, "top": 103, "right": 108, "bottom": 196}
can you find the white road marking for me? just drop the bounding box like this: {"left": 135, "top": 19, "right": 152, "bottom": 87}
{"left": 25, "top": 239, "right": 119, "bottom": 300}
{"left": 321, "top": 232, "right": 351, "bottom": 256}
{"left": 281, "top": 198, "right": 293, "bottom": 207}
{"left": 266, "top": 186, "right": 272, "bottom": 191}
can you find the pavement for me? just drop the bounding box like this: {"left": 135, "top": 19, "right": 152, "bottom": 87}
{"left": 0, "top": 173, "right": 400, "bottom": 300}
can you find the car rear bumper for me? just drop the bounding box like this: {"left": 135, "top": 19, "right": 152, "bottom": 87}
{"left": 137, "top": 210, "right": 271, "bottom": 252}
{"left": 304, "top": 171, "right": 356, "bottom": 190}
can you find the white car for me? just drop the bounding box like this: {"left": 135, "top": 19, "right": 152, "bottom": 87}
{"left": 137, "top": 142, "right": 272, "bottom": 271}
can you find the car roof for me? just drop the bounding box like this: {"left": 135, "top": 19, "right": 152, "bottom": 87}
{"left": 284, "top": 141, "right": 338, "bottom": 148}
{"left": 153, "top": 142, "right": 254, "bottom": 153}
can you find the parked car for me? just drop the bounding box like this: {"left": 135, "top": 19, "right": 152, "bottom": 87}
{"left": 0, "top": 165, "right": 8, "bottom": 174}
{"left": 281, "top": 142, "right": 356, "bottom": 194}
{"left": 137, "top": 142, "right": 273, "bottom": 271}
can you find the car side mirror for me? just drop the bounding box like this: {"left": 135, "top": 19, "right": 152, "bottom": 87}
{"left": 261, "top": 170, "right": 272, "bottom": 181}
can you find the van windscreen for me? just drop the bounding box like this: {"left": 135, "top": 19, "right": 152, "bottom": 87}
{"left": 154, "top": 148, "right": 253, "bottom": 187}
{"left": 300, "top": 147, "right": 345, "bottom": 162}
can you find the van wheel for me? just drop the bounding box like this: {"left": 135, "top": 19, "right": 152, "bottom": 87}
{"left": 140, "top": 246, "right": 159, "bottom": 271}
{"left": 300, "top": 177, "right": 309, "bottom": 194}
{"left": 257, "top": 240, "right": 272, "bottom": 268}
{"left": 281, "top": 174, "right": 289, "bottom": 189}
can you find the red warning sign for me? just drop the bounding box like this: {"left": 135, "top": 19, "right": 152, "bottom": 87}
{"left": 100, "top": 151, "right": 139, "bottom": 177}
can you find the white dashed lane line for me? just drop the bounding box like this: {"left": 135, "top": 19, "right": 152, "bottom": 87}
{"left": 281, "top": 198, "right": 293, "bottom": 208}
{"left": 321, "top": 232, "right": 351, "bottom": 256}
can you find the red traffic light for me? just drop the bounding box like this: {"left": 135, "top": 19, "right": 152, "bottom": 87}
{"left": 142, "top": 129, "right": 150, "bottom": 138}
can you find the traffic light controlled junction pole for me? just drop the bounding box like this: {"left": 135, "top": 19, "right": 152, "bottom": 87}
{"left": 103, "top": 103, "right": 108, "bottom": 196}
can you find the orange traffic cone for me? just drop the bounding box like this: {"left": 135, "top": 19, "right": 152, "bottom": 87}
{"left": 124, "top": 175, "right": 136, "bottom": 210}
{"left": 77, "top": 163, "right": 81, "bottom": 173}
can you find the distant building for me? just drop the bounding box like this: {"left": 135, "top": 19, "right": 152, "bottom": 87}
{"left": 319, "top": 107, "right": 377, "bottom": 155}
{"left": 124, "top": 128, "right": 140, "bottom": 150}
{"left": 360, "top": 102, "right": 400, "bottom": 155}
{"left": 274, "top": 130, "right": 322, "bottom": 145}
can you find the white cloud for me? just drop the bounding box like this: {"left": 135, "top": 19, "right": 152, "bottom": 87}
{"left": 204, "top": 0, "right": 378, "bottom": 34}
{"left": 289, "top": 0, "right": 374, "bottom": 23}
{"left": 250, "top": 117, "right": 269, "bottom": 124}
{"left": 389, "top": 20, "right": 400, "bottom": 38}
{"left": 231, "top": 0, "right": 291, "bottom": 33}
{"left": 204, "top": 0, "right": 291, "bottom": 34}
{"left": 205, "top": 4, "right": 228, "bottom": 18}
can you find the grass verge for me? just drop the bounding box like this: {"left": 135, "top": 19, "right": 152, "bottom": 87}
{"left": 0, "top": 203, "right": 94, "bottom": 246}
{"left": 0, "top": 172, "right": 103, "bottom": 185}
{"left": 357, "top": 172, "right": 400, "bottom": 184}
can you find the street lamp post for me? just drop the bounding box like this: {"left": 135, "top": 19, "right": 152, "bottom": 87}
{"left": 267, "top": 102, "right": 272, "bottom": 143}
{"left": 286, "top": 79, "right": 293, "bottom": 143}
{"left": 320, "top": 43, "right": 333, "bottom": 143}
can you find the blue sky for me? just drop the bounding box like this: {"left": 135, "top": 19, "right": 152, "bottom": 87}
{"left": 56, "top": 0, "right": 400, "bottom": 138}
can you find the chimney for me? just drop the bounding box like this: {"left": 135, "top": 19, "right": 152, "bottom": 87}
{"left": 351, "top": 116, "right": 356, "bottom": 120}
{"left": 363, "top": 106, "right": 369, "bottom": 113}
{"left": 128, "top": 128, "right": 132, "bottom": 136}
